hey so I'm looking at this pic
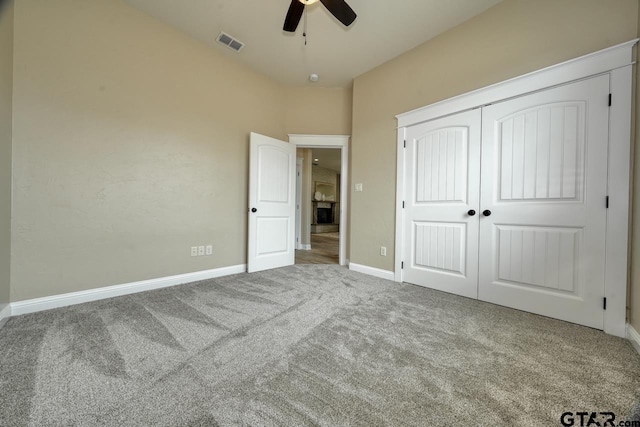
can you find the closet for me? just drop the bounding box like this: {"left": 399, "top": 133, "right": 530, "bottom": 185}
{"left": 395, "top": 41, "right": 635, "bottom": 336}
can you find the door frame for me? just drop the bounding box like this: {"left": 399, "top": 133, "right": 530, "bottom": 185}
{"left": 394, "top": 39, "right": 636, "bottom": 337}
{"left": 295, "top": 157, "right": 303, "bottom": 250}
{"left": 289, "top": 134, "right": 350, "bottom": 266}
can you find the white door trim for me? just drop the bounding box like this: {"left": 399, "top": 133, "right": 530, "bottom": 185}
{"left": 295, "top": 157, "right": 303, "bottom": 250}
{"left": 605, "top": 65, "right": 633, "bottom": 337}
{"left": 289, "top": 134, "right": 350, "bottom": 266}
{"left": 395, "top": 40, "right": 636, "bottom": 337}
{"left": 394, "top": 127, "right": 406, "bottom": 283}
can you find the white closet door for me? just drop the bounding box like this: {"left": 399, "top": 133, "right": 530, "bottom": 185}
{"left": 403, "top": 110, "right": 481, "bottom": 299}
{"left": 478, "top": 75, "right": 609, "bottom": 329}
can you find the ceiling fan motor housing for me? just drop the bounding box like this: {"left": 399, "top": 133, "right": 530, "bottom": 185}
{"left": 283, "top": 0, "right": 357, "bottom": 32}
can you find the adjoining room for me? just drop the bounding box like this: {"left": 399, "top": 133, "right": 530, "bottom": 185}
{"left": 296, "top": 148, "right": 342, "bottom": 265}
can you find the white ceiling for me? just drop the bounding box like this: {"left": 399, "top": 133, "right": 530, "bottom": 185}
{"left": 124, "top": 0, "right": 502, "bottom": 87}
{"left": 312, "top": 148, "right": 341, "bottom": 172}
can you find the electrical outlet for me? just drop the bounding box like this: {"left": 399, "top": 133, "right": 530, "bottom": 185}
{"left": 206, "top": 245, "right": 213, "bottom": 255}
{"left": 355, "top": 183, "right": 363, "bottom": 192}
{"left": 197, "top": 246, "right": 205, "bottom": 256}
{"left": 380, "top": 246, "right": 387, "bottom": 256}
{"left": 190, "top": 247, "right": 198, "bottom": 257}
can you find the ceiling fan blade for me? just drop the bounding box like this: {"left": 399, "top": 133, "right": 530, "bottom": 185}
{"left": 283, "top": 0, "right": 305, "bottom": 32}
{"left": 319, "top": 0, "right": 357, "bottom": 27}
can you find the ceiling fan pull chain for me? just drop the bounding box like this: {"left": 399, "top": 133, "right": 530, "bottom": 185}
{"left": 303, "top": 6, "right": 308, "bottom": 45}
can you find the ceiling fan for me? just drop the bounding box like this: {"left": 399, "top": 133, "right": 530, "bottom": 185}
{"left": 283, "top": 0, "right": 357, "bottom": 32}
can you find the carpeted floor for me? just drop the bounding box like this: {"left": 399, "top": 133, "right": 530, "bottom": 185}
{"left": 1, "top": 264, "right": 639, "bottom": 426}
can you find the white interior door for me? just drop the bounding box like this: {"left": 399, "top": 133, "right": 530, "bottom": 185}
{"left": 403, "top": 110, "right": 481, "bottom": 299}
{"left": 248, "top": 132, "right": 296, "bottom": 273}
{"left": 478, "top": 75, "right": 610, "bottom": 329}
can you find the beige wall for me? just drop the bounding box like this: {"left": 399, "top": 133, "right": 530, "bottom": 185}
{"left": 285, "top": 86, "right": 352, "bottom": 136}
{"left": 0, "top": 0, "right": 13, "bottom": 310}
{"left": 10, "top": 0, "right": 286, "bottom": 301}
{"left": 350, "top": 0, "right": 638, "bottom": 271}
{"left": 630, "top": 4, "right": 640, "bottom": 333}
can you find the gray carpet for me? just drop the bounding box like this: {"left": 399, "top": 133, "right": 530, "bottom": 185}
{"left": 0, "top": 264, "right": 639, "bottom": 426}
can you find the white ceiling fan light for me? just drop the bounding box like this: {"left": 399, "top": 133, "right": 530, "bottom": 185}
{"left": 298, "top": 0, "right": 319, "bottom": 4}
{"left": 309, "top": 73, "right": 319, "bottom": 82}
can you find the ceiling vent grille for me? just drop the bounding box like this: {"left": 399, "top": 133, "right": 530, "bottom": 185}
{"left": 216, "top": 32, "right": 244, "bottom": 52}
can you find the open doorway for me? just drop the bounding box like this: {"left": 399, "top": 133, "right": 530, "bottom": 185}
{"left": 296, "top": 148, "right": 341, "bottom": 264}
{"left": 289, "top": 135, "right": 349, "bottom": 266}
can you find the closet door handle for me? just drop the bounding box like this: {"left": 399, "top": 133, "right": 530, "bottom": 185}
{"left": 467, "top": 210, "right": 476, "bottom": 216}
{"left": 251, "top": 208, "right": 257, "bottom": 213}
{"left": 482, "top": 209, "right": 492, "bottom": 217}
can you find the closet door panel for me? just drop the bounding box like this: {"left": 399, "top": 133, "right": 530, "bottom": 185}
{"left": 403, "top": 110, "right": 481, "bottom": 299}
{"left": 478, "top": 75, "right": 609, "bottom": 329}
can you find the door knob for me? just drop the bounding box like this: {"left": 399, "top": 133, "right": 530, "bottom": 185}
{"left": 251, "top": 208, "right": 257, "bottom": 213}
{"left": 482, "top": 209, "right": 491, "bottom": 216}
{"left": 467, "top": 209, "right": 476, "bottom": 216}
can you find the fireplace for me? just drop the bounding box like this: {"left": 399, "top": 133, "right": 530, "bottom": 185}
{"left": 311, "top": 201, "right": 339, "bottom": 233}
{"left": 317, "top": 208, "right": 332, "bottom": 224}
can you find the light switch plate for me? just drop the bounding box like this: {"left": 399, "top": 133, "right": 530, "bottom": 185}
{"left": 355, "top": 183, "right": 363, "bottom": 192}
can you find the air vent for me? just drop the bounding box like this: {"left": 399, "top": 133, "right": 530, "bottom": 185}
{"left": 216, "top": 32, "right": 244, "bottom": 52}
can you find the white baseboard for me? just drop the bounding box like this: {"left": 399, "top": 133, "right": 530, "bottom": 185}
{"left": 627, "top": 323, "right": 640, "bottom": 355}
{"left": 0, "top": 303, "right": 10, "bottom": 330}
{"left": 11, "top": 264, "right": 246, "bottom": 317}
{"left": 300, "top": 244, "right": 311, "bottom": 250}
{"left": 349, "top": 263, "right": 395, "bottom": 281}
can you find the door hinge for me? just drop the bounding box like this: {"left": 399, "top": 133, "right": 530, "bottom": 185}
{"left": 603, "top": 297, "right": 607, "bottom": 310}
{"left": 401, "top": 261, "right": 404, "bottom": 269}
{"left": 402, "top": 201, "right": 405, "bottom": 208}
{"left": 606, "top": 196, "right": 609, "bottom": 209}
{"left": 608, "top": 94, "right": 612, "bottom": 107}
{"left": 404, "top": 140, "right": 406, "bottom": 148}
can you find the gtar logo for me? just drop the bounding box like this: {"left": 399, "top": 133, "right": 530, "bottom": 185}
{"left": 560, "top": 412, "right": 616, "bottom": 427}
